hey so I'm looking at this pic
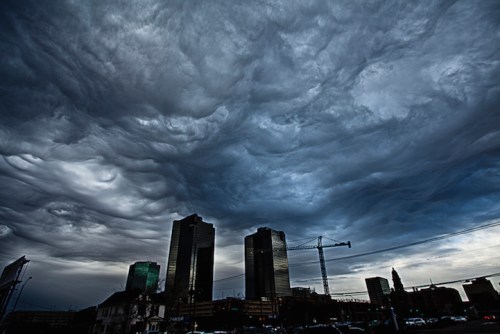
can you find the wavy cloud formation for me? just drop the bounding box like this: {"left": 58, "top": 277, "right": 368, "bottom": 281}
{"left": 1, "top": 0, "right": 499, "bottom": 308}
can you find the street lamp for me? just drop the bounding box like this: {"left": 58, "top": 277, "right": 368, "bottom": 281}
{"left": 11, "top": 276, "right": 32, "bottom": 313}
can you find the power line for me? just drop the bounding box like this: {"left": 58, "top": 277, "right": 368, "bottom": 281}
{"left": 213, "top": 273, "right": 245, "bottom": 283}
{"left": 214, "top": 227, "right": 500, "bottom": 284}
{"left": 329, "top": 272, "right": 500, "bottom": 296}
{"left": 322, "top": 248, "right": 500, "bottom": 286}
{"left": 9, "top": 299, "right": 67, "bottom": 312}
{"left": 213, "top": 271, "right": 500, "bottom": 298}
{"left": 290, "top": 220, "right": 500, "bottom": 267}
{"left": 371, "top": 244, "right": 500, "bottom": 271}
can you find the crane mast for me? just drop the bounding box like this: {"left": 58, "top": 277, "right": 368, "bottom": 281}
{"left": 318, "top": 236, "right": 329, "bottom": 295}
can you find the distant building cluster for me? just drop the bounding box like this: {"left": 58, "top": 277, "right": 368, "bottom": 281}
{"left": 1, "top": 214, "right": 500, "bottom": 334}
{"left": 364, "top": 268, "right": 500, "bottom": 326}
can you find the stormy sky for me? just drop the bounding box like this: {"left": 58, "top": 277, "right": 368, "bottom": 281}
{"left": 1, "top": 0, "right": 500, "bottom": 311}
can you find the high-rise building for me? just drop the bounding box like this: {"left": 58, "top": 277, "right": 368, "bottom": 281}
{"left": 245, "top": 227, "right": 291, "bottom": 300}
{"left": 365, "top": 276, "right": 390, "bottom": 304}
{"left": 165, "top": 214, "right": 215, "bottom": 302}
{"left": 125, "top": 261, "right": 160, "bottom": 292}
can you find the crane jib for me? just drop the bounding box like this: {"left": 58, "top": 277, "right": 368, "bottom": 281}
{"left": 252, "top": 237, "right": 352, "bottom": 296}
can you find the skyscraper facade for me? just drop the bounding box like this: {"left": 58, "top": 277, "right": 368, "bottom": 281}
{"left": 126, "top": 261, "right": 160, "bottom": 292}
{"left": 165, "top": 214, "right": 215, "bottom": 302}
{"left": 365, "top": 276, "right": 390, "bottom": 304}
{"left": 245, "top": 227, "right": 291, "bottom": 300}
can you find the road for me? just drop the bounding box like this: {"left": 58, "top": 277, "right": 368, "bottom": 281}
{"left": 413, "top": 320, "right": 500, "bottom": 333}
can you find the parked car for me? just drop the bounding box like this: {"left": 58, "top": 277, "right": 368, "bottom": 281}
{"left": 335, "top": 324, "right": 365, "bottom": 333}
{"left": 296, "top": 325, "right": 342, "bottom": 334}
{"left": 453, "top": 316, "right": 467, "bottom": 322}
{"left": 234, "top": 328, "right": 277, "bottom": 334}
{"left": 406, "top": 318, "right": 425, "bottom": 326}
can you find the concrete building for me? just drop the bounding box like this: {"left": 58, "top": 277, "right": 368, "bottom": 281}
{"left": 165, "top": 214, "right": 215, "bottom": 302}
{"left": 172, "top": 296, "right": 382, "bottom": 330}
{"left": 245, "top": 227, "right": 291, "bottom": 300}
{"left": 410, "top": 285, "right": 463, "bottom": 317}
{"left": 95, "top": 289, "right": 166, "bottom": 334}
{"left": 463, "top": 277, "right": 499, "bottom": 303}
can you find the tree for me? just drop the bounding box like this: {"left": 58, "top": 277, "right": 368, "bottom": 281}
{"left": 392, "top": 268, "right": 405, "bottom": 293}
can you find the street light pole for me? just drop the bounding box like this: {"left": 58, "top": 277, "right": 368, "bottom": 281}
{"left": 5, "top": 276, "right": 32, "bottom": 334}
{"left": 11, "top": 276, "right": 32, "bottom": 314}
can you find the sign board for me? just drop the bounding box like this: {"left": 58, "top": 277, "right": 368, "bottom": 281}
{"left": 0, "top": 256, "right": 27, "bottom": 289}
{"left": 0, "top": 256, "right": 29, "bottom": 318}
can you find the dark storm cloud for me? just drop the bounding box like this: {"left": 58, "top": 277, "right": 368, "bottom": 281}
{"left": 1, "top": 0, "right": 500, "bottom": 307}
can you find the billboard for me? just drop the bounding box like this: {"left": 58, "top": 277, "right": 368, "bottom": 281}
{"left": 0, "top": 256, "right": 29, "bottom": 318}
{"left": 0, "top": 256, "right": 27, "bottom": 288}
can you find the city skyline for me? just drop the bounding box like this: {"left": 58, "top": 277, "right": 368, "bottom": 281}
{"left": 2, "top": 222, "right": 499, "bottom": 312}
{"left": 0, "top": 0, "right": 500, "bottom": 312}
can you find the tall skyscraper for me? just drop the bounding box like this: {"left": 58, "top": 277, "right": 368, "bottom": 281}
{"left": 125, "top": 261, "right": 160, "bottom": 292}
{"left": 365, "top": 276, "right": 390, "bottom": 304}
{"left": 245, "top": 227, "right": 291, "bottom": 300}
{"left": 165, "top": 214, "right": 215, "bottom": 302}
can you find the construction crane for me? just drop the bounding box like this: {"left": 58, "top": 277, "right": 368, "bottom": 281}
{"left": 286, "top": 236, "right": 351, "bottom": 296}
{"left": 258, "top": 236, "right": 351, "bottom": 296}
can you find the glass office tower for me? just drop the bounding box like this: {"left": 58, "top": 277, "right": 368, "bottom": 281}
{"left": 165, "top": 214, "right": 215, "bottom": 302}
{"left": 126, "top": 261, "right": 160, "bottom": 292}
{"left": 245, "top": 227, "right": 291, "bottom": 300}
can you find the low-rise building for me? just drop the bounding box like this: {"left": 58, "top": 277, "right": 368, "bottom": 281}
{"left": 95, "top": 289, "right": 166, "bottom": 334}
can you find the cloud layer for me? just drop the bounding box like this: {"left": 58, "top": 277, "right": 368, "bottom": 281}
{"left": 1, "top": 0, "right": 500, "bottom": 308}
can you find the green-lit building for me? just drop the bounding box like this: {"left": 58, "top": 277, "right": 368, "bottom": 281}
{"left": 126, "top": 261, "right": 160, "bottom": 292}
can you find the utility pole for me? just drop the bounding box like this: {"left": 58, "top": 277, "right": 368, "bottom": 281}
{"left": 5, "top": 276, "right": 32, "bottom": 334}
{"left": 11, "top": 277, "right": 32, "bottom": 313}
